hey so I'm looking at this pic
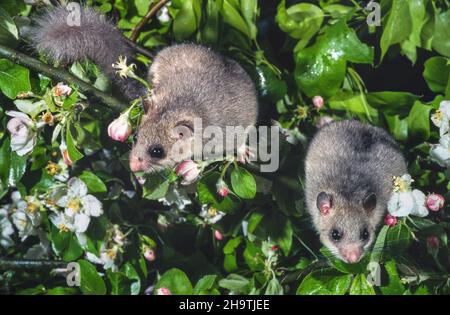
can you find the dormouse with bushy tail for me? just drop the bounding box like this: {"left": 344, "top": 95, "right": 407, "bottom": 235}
{"left": 31, "top": 5, "right": 258, "bottom": 173}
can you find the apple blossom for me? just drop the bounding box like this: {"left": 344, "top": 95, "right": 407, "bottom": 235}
{"left": 387, "top": 174, "right": 429, "bottom": 217}
{"left": 52, "top": 82, "right": 72, "bottom": 97}
{"left": 199, "top": 206, "right": 225, "bottom": 224}
{"left": 0, "top": 207, "right": 14, "bottom": 249}
{"left": 431, "top": 100, "right": 450, "bottom": 136}
{"left": 216, "top": 179, "right": 229, "bottom": 197}
{"left": 175, "top": 160, "right": 202, "bottom": 185}
{"left": 312, "top": 95, "right": 324, "bottom": 109}
{"left": 430, "top": 134, "right": 450, "bottom": 168}
{"left": 108, "top": 111, "right": 133, "bottom": 142}
{"left": 214, "top": 230, "right": 224, "bottom": 241}
{"left": 53, "top": 178, "right": 103, "bottom": 233}
{"left": 144, "top": 248, "right": 156, "bottom": 261}
{"left": 6, "top": 111, "right": 37, "bottom": 156}
{"left": 426, "top": 194, "right": 445, "bottom": 212}
{"left": 384, "top": 214, "right": 397, "bottom": 226}
{"left": 156, "top": 287, "right": 172, "bottom": 295}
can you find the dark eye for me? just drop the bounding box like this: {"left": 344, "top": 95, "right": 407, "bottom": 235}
{"left": 360, "top": 228, "right": 370, "bottom": 241}
{"left": 330, "top": 229, "right": 342, "bottom": 242}
{"left": 148, "top": 145, "right": 165, "bottom": 159}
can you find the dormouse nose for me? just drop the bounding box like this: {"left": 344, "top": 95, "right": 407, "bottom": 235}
{"left": 129, "top": 154, "right": 147, "bottom": 172}
{"left": 341, "top": 246, "right": 362, "bottom": 264}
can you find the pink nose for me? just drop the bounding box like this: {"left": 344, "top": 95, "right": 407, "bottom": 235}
{"left": 341, "top": 248, "right": 362, "bottom": 264}
{"left": 129, "top": 155, "right": 146, "bottom": 172}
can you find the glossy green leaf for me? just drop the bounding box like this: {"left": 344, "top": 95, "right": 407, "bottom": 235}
{"left": 423, "top": 57, "right": 450, "bottom": 94}
{"left": 79, "top": 171, "right": 107, "bottom": 193}
{"left": 350, "top": 274, "right": 375, "bottom": 295}
{"left": 0, "top": 59, "right": 31, "bottom": 99}
{"left": 78, "top": 259, "right": 107, "bottom": 295}
{"left": 230, "top": 166, "right": 256, "bottom": 199}
{"left": 155, "top": 268, "right": 193, "bottom": 295}
{"left": 296, "top": 269, "right": 352, "bottom": 295}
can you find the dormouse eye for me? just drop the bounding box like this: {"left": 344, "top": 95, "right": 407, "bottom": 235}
{"left": 148, "top": 145, "right": 165, "bottom": 159}
{"left": 330, "top": 229, "right": 342, "bottom": 242}
{"left": 360, "top": 228, "right": 370, "bottom": 241}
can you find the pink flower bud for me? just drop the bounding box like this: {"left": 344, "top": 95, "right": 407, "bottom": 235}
{"left": 156, "top": 287, "right": 172, "bottom": 295}
{"left": 108, "top": 112, "right": 132, "bottom": 142}
{"left": 426, "top": 194, "right": 445, "bottom": 212}
{"left": 312, "top": 95, "right": 324, "bottom": 109}
{"left": 427, "top": 236, "right": 439, "bottom": 249}
{"left": 144, "top": 248, "right": 156, "bottom": 262}
{"left": 316, "top": 116, "right": 334, "bottom": 128}
{"left": 385, "top": 214, "right": 397, "bottom": 226}
{"left": 216, "top": 179, "right": 229, "bottom": 197}
{"left": 214, "top": 230, "right": 223, "bottom": 241}
{"left": 175, "top": 160, "right": 201, "bottom": 185}
{"left": 59, "top": 142, "right": 72, "bottom": 166}
{"left": 271, "top": 245, "right": 280, "bottom": 251}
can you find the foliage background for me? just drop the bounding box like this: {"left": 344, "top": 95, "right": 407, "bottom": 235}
{"left": 0, "top": 0, "right": 449, "bottom": 295}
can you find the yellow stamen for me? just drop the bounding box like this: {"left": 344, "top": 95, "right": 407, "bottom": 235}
{"left": 26, "top": 202, "right": 39, "bottom": 214}
{"left": 45, "top": 161, "right": 61, "bottom": 176}
{"left": 58, "top": 223, "right": 69, "bottom": 233}
{"left": 208, "top": 207, "right": 218, "bottom": 217}
{"left": 67, "top": 199, "right": 81, "bottom": 212}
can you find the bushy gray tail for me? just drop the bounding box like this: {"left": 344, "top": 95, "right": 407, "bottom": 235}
{"left": 30, "top": 5, "right": 145, "bottom": 100}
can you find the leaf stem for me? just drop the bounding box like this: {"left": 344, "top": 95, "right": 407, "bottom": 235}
{"left": 0, "top": 44, "right": 126, "bottom": 112}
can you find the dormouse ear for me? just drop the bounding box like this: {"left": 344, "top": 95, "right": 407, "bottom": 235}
{"left": 317, "top": 192, "right": 332, "bottom": 215}
{"left": 172, "top": 119, "right": 195, "bottom": 140}
{"left": 363, "top": 193, "right": 377, "bottom": 212}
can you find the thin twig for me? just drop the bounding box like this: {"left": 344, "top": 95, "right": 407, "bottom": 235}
{"left": 0, "top": 44, "right": 126, "bottom": 112}
{"left": 130, "top": 0, "right": 169, "bottom": 42}
{"left": 123, "top": 36, "right": 156, "bottom": 59}
{"left": 0, "top": 258, "right": 66, "bottom": 271}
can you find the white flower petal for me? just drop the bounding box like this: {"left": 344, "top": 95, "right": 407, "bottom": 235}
{"left": 5, "top": 111, "right": 33, "bottom": 125}
{"left": 410, "top": 189, "right": 429, "bottom": 217}
{"left": 68, "top": 178, "right": 88, "bottom": 197}
{"left": 81, "top": 195, "right": 103, "bottom": 217}
{"left": 74, "top": 213, "right": 90, "bottom": 233}
{"left": 388, "top": 192, "right": 413, "bottom": 217}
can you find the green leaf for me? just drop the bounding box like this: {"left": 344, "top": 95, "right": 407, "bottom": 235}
{"left": 320, "top": 247, "right": 369, "bottom": 274}
{"left": 255, "top": 65, "right": 287, "bottom": 102}
{"left": 296, "top": 269, "right": 352, "bottom": 295}
{"left": 62, "top": 234, "right": 84, "bottom": 262}
{"left": 218, "top": 274, "right": 251, "bottom": 294}
{"left": 121, "top": 262, "right": 141, "bottom": 295}
{"left": 243, "top": 241, "right": 265, "bottom": 271}
{"left": 193, "top": 275, "right": 217, "bottom": 295}
{"left": 400, "top": 0, "right": 427, "bottom": 63}
{"left": 79, "top": 171, "right": 107, "bottom": 193}
{"left": 65, "top": 125, "right": 83, "bottom": 163}
{"left": 370, "top": 225, "right": 389, "bottom": 263}
{"left": 366, "top": 91, "right": 421, "bottom": 116}
{"left": 197, "top": 172, "right": 239, "bottom": 212}
{"left": 294, "top": 20, "right": 373, "bottom": 97}
{"left": 13, "top": 100, "right": 46, "bottom": 119}
{"left": 78, "top": 259, "right": 107, "bottom": 295}
{"left": 385, "top": 223, "right": 412, "bottom": 253}
{"left": 8, "top": 151, "right": 27, "bottom": 186}
{"left": 407, "top": 101, "right": 433, "bottom": 141}
{"left": 423, "top": 56, "right": 450, "bottom": 94}
{"left": 265, "top": 277, "right": 283, "bottom": 295}
{"left": 328, "top": 91, "right": 378, "bottom": 122}
{"left": 0, "top": 7, "right": 18, "bottom": 46}
{"left": 379, "top": 260, "right": 406, "bottom": 295}
{"left": 230, "top": 166, "right": 256, "bottom": 199}
{"left": 0, "top": 59, "right": 31, "bottom": 99}
{"left": 142, "top": 172, "right": 170, "bottom": 200}
{"left": 380, "top": 0, "right": 412, "bottom": 61}
{"left": 240, "top": 0, "right": 257, "bottom": 40}
{"left": 172, "top": 0, "right": 201, "bottom": 40}
{"left": 432, "top": 10, "right": 450, "bottom": 57}
{"left": 276, "top": 0, "right": 323, "bottom": 47}
{"left": 350, "top": 274, "right": 375, "bottom": 295}
{"left": 201, "top": 0, "right": 220, "bottom": 45}
{"left": 155, "top": 268, "right": 193, "bottom": 295}
{"left": 222, "top": 0, "right": 250, "bottom": 38}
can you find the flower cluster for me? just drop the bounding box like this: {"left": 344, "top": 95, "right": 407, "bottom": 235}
{"left": 430, "top": 100, "right": 450, "bottom": 171}
{"left": 48, "top": 178, "right": 103, "bottom": 234}
{"left": 387, "top": 174, "right": 428, "bottom": 217}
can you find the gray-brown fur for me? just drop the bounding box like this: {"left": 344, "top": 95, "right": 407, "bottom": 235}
{"left": 130, "top": 44, "right": 258, "bottom": 170}
{"left": 31, "top": 6, "right": 258, "bottom": 172}
{"left": 304, "top": 120, "right": 407, "bottom": 262}
{"left": 30, "top": 5, "right": 145, "bottom": 99}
